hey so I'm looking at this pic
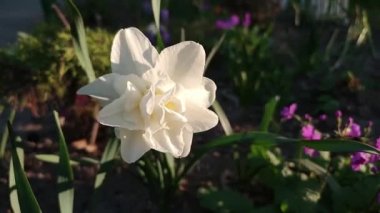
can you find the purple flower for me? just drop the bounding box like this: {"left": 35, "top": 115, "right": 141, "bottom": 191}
{"left": 242, "top": 12, "right": 251, "bottom": 28}
{"left": 304, "top": 147, "right": 320, "bottom": 157}
{"left": 319, "top": 114, "right": 327, "bottom": 121}
{"left": 281, "top": 103, "right": 297, "bottom": 120}
{"left": 215, "top": 15, "right": 240, "bottom": 30}
{"left": 304, "top": 114, "right": 312, "bottom": 121}
{"left": 344, "top": 117, "right": 361, "bottom": 138}
{"left": 301, "top": 124, "right": 321, "bottom": 157}
{"left": 375, "top": 137, "right": 380, "bottom": 149}
{"left": 351, "top": 152, "right": 371, "bottom": 171}
{"left": 335, "top": 110, "right": 342, "bottom": 118}
{"left": 161, "top": 8, "right": 169, "bottom": 24}
{"left": 302, "top": 124, "right": 321, "bottom": 140}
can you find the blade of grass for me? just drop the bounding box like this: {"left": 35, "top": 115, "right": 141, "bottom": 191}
{"left": 90, "top": 138, "right": 120, "bottom": 211}
{"left": 65, "top": 0, "right": 96, "bottom": 82}
{"left": 212, "top": 100, "right": 233, "bottom": 136}
{"left": 298, "top": 139, "right": 380, "bottom": 155}
{"left": 151, "top": 0, "right": 161, "bottom": 31}
{"left": 0, "top": 107, "right": 16, "bottom": 158}
{"left": 53, "top": 111, "right": 74, "bottom": 213}
{"left": 205, "top": 33, "right": 225, "bottom": 71}
{"left": 8, "top": 122, "right": 41, "bottom": 213}
{"left": 259, "top": 96, "right": 280, "bottom": 132}
{"left": 9, "top": 136, "right": 23, "bottom": 213}
{"left": 35, "top": 154, "right": 79, "bottom": 166}
{"left": 94, "top": 138, "right": 120, "bottom": 189}
{"left": 298, "top": 159, "right": 341, "bottom": 193}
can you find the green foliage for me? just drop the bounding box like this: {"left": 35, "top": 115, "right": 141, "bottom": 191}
{"left": 53, "top": 111, "right": 75, "bottom": 213}
{"left": 0, "top": 25, "right": 113, "bottom": 98}
{"left": 222, "top": 26, "right": 289, "bottom": 105}
{"left": 199, "top": 189, "right": 254, "bottom": 213}
{"left": 8, "top": 123, "right": 41, "bottom": 213}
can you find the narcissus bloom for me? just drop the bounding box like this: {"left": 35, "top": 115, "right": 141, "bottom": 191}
{"left": 78, "top": 27, "right": 218, "bottom": 163}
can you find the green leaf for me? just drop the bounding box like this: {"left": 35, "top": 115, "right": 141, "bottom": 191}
{"left": 8, "top": 122, "right": 41, "bottom": 213}
{"left": 151, "top": 0, "right": 161, "bottom": 31}
{"left": 212, "top": 100, "right": 233, "bottom": 136}
{"left": 90, "top": 138, "right": 119, "bottom": 211}
{"left": 298, "top": 159, "right": 341, "bottom": 193}
{"left": 196, "top": 132, "right": 277, "bottom": 154}
{"left": 151, "top": 0, "right": 164, "bottom": 51}
{"left": 297, "top": 139, "right": 380, "bottom": 155}
{"left": 332, "top": 176, "right": 380, "bottom": 212}
{"left": 9, "top": 136, "right": 24, "bottom": 213}
{"left": 65, "top": 0, "right": 96, "bottom": 82}
{"left": 0, "top": 107, "right": 16, "bottom": 158}
{"left": 35, "top": 154, "right": 98, "bottom": 165}
{"left": 259, "top": 96, "right": 279, "bottom": 132}
{"left": 53, "top": 111, "right": 74, "bottom": 213}
{"left": 199, "top": 189, "right": 254, "bottom": 212}
{"left": 35, "top": 154, "right": 79, "bottom": 166}
{"left": 205, "top": 33, "right": 226, "bottom": 71}
{"left": 94, "top": 138, "right": 120, "bottom": 189}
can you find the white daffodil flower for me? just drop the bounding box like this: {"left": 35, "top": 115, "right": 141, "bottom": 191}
{"left": 78, "top": 27, "right": 218, "bottom": 163}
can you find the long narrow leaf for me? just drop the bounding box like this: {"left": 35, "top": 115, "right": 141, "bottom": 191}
{"left": 259, "top": 96, "right": 279, "bottom": 132}
{"left": 212, "top": 100, "right": 233, "bottom": 136}
{"left": 298, "top": 159, "right": 341, "bottom": 193}
{"left": 8, "top": 122, "right": 41, "bottom": 213}
{"left": 53, "top": 111, "right": 74, "bottom": 213}
{"left": 205, "top": 33, "right": 225, "bottom": 71}
{"left": 0, "top": 107, "right": 16, "bottom": 158}
{"left": 90, "top": 138, "right": 119, "bottom": 211}
{"left": 9, "top": 136, "right": 24, "bottom": 213}
{"left": 94, "top": 138, "right": 119, "bottom": 189}
{"left": 35, "top": 154, "right": 79, "bottom": 166}
{"left": 151, "top": 0, "right": 161, "bottom": 31}
{"left": 65, "top": 0, "right": 96, "bottom": 82}
{"left": 298, "top": 139, "right": 380, "bottom": 154}
{"left": 35, "top": 154, "right": 98, "bottom": 165}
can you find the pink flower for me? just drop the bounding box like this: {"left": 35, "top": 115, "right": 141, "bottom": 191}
{"left": 301, "top": 124, "right": 321, "bottom": 157}
{"left": 319, "top": 114, "right": 327, "bottom": 121}
{"left": 343, "top": 117, "right": 361, "bottom": 138}
{"left": 336, "top": 110, "right": 342, "bottom": 118}
{"left": 215, "top": 15, "right": 240, "bottom": 30}
{"left": 302, "top": 124, "right": 322, "bottom": 140}
{"left": 351, "top": 152, "right": 371, "bottom": 171}
{"left": 351, "top": 137, "right": 380, "bottom": 172}
{"left": 281, "top": 103, "right": 297, "bottom": 120}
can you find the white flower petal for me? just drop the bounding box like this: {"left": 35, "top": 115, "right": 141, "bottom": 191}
{"left": 98, "top": 98, "right": 144, "bottom": 130}
{"left": 77, "top": 74, "right": 119, "bottom": 105}
{"left": 143, "top": 123, "right": 191, "bottom": 157}
{"left": 113, "top": 74, "right": 147, "bottom": 95}
{"left": 156, "top": 41, "right": 205, "bottom": 88}
{"left": 183, "top": 77, "right": 217, "bottom": 108}
{"left": 111, "top": 28, "right": 159, "bottom": 76}
{"left": 179, "top": 125, "right": 193, "bottom": 157}
{"left": 185, "top": 103, "right": 219, "bottom": 133}
{"left": 118, "top": 129, "right": 151, "bottom": 163}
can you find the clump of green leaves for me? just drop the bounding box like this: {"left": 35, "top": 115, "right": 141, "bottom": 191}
{"left": 0, "top": 25, "right": 113, "bottom": 100}
{"left": 221, "top": 26, "right": 289, "bottom": 105}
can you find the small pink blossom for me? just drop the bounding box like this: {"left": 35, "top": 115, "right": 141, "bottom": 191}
{"left": 301, "top": 124, "right": 321, "bottom": 157}
{"left": 215, "top": 15, "right": 240, "bottom": 30}
{"left": 319, "top": 114, "right": 327, "bottom": 121}
{"left": 281, "top": 103, "right": 297, "bottom": 120}
{"left": 335, "top": 110, "right": 342, "bottom": 118}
